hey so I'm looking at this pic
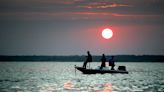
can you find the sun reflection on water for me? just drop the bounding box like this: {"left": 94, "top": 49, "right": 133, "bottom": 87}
{"left": 63, "top": 81, "right": 74, "bottom": 89}
{"left": 96, "top": 83, "right": 113, "bottom": 92}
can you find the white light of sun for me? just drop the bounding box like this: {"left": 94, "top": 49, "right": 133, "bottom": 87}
{"left": 102, "top": 28, "right": 113, "bottom": 39}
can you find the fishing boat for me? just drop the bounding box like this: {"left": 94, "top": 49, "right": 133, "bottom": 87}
{"left": 75, "top": 66, "right": 128, "bottom": 74}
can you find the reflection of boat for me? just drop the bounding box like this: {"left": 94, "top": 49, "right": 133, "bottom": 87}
{"left": 75, "top": 66, "right": 128, "bottom": 74}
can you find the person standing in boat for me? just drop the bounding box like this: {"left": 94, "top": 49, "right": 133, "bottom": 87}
{"left": 109, "top": 56, "right": 115, "bottom": 70}
{"left": 100, "top": 54, "right": 106, "bottom": 69}
{"left": 83, "top": 51, "right": 92, "bottom": 68}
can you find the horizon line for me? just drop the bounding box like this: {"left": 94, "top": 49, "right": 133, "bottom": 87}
{"left": 0, "top": 54, "right": 164, "bottom": 56}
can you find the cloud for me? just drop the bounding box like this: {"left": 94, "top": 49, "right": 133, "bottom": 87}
{"left": 0, "top": 0, "right": 78, "bottom": 5}
{"left": 0, "top": 0, "right": 164, "bottom": 21}
{"left": 0, "top": 11, "right": 110, "bottom": 20}
{"left": 78, "top": 3, "right": 131, "bottom": 9}
{"left": 1, "top": 0, "right": 164, "bottom": 15}
{"left": 1, "top": 11, "right": 163, "bottom": 21}
{"left": 111, "top": 13, "right": 163, "bottom": 17}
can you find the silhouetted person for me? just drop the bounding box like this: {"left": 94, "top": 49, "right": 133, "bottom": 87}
{"left": 109, "top": 56, "right": 115, "bottom": 70}
{"left": 83, "top": 51, "right": 92, "bottom": 68}
{"left": 100, "top": 54, "right": 106, "bottom": 69}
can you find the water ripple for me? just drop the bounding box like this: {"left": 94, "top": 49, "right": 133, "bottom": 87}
{"left": 0, "top": 62, "right": 163, "bottom": 92}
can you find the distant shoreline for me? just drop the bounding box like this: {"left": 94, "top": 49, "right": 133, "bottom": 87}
{"left": 0, "top": 55, "right": 163, "bottom": 62}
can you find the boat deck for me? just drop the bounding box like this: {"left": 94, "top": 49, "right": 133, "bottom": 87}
{"left": 75, "top": 66, "right": 128, "bottom": 74}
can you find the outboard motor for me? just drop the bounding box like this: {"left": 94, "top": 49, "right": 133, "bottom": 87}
{"left": 118, "top": 66, "right": 126, "bottom": 71}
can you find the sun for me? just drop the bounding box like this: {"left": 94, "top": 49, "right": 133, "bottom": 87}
{"left": 102, "top": 28, "right": 113, "bottom": 39}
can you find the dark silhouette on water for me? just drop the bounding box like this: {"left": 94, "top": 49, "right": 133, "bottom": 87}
{"left": 75, "top": 66, "right": 128, "bottom": 74}
{"left": 83, "top": 51, "right": 92, "bottom": 68}
{"left": 100, "top": 54, "right": 106, "bottom": 69}
{"left": 75, "top": 53, "right": 128, "bottom": 74}
{"left": 109, "top": 56, "right": 115, "bottom": 70}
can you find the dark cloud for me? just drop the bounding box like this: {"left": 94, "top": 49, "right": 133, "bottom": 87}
{"left": 1, "top": 0, "right": 164, "bottom": 13}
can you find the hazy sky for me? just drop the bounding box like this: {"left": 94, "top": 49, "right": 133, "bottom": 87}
{"left": 0, "top": 0, "right": 164, "bottom": 55}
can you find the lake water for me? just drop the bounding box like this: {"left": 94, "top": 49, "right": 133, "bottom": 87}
{"left": 0, "top": 62, "right": 164, "bottom": 92}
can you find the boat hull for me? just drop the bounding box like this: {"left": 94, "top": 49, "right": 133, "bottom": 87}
{"left": 75, "top": 66, "right": 128, "bottom": 74}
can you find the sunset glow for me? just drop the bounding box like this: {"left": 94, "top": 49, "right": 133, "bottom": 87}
{"left": 0, "top": 0, "right": 164, "bottom": 55}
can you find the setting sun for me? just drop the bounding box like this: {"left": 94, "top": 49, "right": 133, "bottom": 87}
{"left": 102, "top": 28, "right": 113, "bottom": 39}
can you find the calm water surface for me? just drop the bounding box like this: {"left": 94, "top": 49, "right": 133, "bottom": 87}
{"left": 0, "top": 62, "right": 164, "bottom": 92}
